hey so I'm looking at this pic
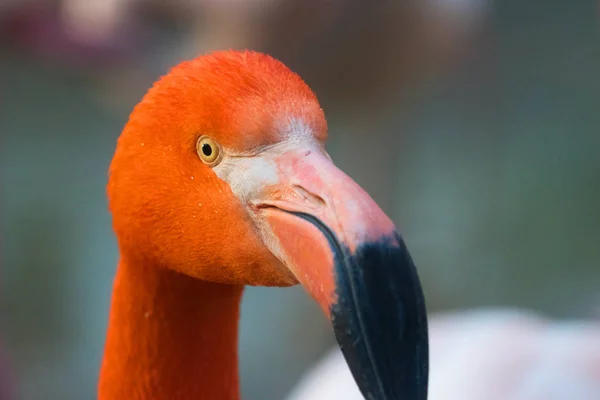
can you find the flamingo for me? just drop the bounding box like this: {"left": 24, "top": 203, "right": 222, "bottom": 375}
{"left": 99, "top": 50, "right": 429, "bottom": 400}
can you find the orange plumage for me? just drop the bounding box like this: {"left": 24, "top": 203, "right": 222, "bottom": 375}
{"left": 108, "top": 50, "right": 326, "bottom": 286}
{"left": 102, "top": 51, "right": 329, "bottom": 399}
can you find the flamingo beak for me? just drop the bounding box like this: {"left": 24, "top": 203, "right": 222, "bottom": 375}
{"left": 255, "top": 148, "right": 429, "bottom": 400}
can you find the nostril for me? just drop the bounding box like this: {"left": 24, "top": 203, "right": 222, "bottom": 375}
{"left": 292, "top": 184, "right": 326, "bottom": 206}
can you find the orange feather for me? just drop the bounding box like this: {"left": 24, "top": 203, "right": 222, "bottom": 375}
{"left": 101, "top": 50, "right": 328, "bottom": 399}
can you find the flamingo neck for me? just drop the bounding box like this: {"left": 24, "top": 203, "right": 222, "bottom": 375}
{"left": 98, "top": 258, "right": 244, "bottom": 400}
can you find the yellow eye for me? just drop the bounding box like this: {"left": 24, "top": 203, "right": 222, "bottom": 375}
{"left": 196, "top": 136, "right": 221, "bottom": 166}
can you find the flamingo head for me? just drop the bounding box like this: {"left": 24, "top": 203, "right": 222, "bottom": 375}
{"left": 108, "top": 50, "right": 429, "bottom": 400}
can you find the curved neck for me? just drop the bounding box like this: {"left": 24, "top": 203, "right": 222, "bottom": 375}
{"left": 99, "top": 259, "right": 244, "bottom": 399}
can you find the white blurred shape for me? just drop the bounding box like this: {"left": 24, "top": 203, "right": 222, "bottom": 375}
{"left": 60, "top": 0, "right": 129, "bottom": 44}
{"left": 287, "top": 309, "right": 600, "bottom": 400}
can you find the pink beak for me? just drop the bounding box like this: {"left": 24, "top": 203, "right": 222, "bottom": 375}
{"left": 255, "top": 148, "right": 429, "bottom": 400}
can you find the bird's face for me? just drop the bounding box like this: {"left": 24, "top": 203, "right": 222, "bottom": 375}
{"left": 108, "top": 51, "right": 428, "bottom": 400}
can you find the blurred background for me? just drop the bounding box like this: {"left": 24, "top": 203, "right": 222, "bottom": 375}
{"left": 1, "top": 0, "right": 599, "bottom": 399}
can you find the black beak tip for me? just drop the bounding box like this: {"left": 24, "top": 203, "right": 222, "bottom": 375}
{"left": 330, "top": 234, "right": 429, "bottom": 400}
{"left": 283, "top": 211, "right": 429, "bottom": 399}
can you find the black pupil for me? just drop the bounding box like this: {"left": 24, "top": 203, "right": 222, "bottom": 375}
{"left": 202, "top": 143, "right": 212, "bottom": 157}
